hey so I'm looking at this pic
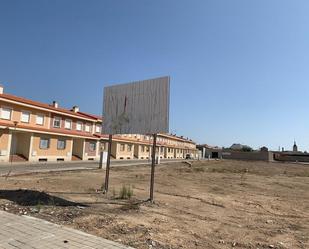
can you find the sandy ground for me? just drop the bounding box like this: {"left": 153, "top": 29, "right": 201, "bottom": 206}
{"left": 0, "top": 160, "right": 308, "bottom": 249}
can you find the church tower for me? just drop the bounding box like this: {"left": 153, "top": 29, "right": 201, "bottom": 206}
{"left": 293, "top": 141, "right": 298, "bottom": 152}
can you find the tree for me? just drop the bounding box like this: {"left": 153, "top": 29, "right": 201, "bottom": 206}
{"left": 242, "top": 145, "right": 253, "bottom": 152}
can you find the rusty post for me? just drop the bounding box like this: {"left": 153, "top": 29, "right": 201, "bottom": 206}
{"left": 104, "top": 134, "right": 112, "bottom": 193}
{"left": 149, "top": 133, "right": 157, "bottom": 202}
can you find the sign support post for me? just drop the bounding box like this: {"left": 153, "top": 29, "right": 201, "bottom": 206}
{"left": 102, "top": 76, "right": 170, "bottom": 201}
{"left": 104, "top": 134, "right": 113, "bottom": 193}
{"left": 149, "top": 133, "right": 157, "bottom": 202}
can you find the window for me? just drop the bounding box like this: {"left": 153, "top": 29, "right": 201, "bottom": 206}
{"left": 53, "top": 117, "right": 61, "bottom": 128}
{"left": 21, "top": 111, "right": 30, "bottom": 123}
{"left": 160, "top": 147, "right": 164, "bottom": 153}
{"left": 95, "top": 125, "right": 101, "bottom": 133}
{"left": 146, "top": 146, "right": 149, "bottom": 152}
{"left": 127, "top": 144, "right": 132, "bottom": 152}
{"left": 57, "top": 139, "right": 66, "bottom": 150}
{"left": 1, "top": 107, "right": 12, "bottom": 120}
{"left": 141, "top": 145, "right": 145, "bottom": 152}
{"left": 76, "top": 122, "right": 83, "bottom": 131}
{"left": 64, "top": 119, "right": 72, "bottom": 129}
{"left": 36, "top": 114, "right": 44, "bottom": 125}
{"left": 39, "top": 138, "right": 50, "bottom": 149}
{"left": 85, "top": 124, "right": 90, "bottom": 132}
{"left": 120, "top": 144, "right": 125, "bottom": 151}
{"left": 89, "top": 142, "right": 96, "bottom": 151}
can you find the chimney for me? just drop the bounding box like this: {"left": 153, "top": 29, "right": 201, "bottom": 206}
{"left": 52, "top": 101, "right": 58, "bottom": 108}
{"left": 72, "top": 106, "right": 79, "bottom": 113}
{"left": 0, "top": 85, "right": 3, "bottom": 94}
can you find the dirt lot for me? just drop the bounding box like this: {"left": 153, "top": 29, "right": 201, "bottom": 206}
{"left": 0, "top": 160, "right": 308, "bottom": 249}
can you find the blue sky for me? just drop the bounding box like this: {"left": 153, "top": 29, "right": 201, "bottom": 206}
{"left": 1, "top": 0, "right": 309, "bottom": 151}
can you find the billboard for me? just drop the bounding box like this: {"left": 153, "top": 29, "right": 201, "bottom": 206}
{"left": 103, "top": 76, "right": 170, "bottom": 134}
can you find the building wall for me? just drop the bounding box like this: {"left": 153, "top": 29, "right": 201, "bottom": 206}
{"left": 222, "top": 150, "right": 272, "bottom": 161}
{"left": 158, "top": 147, "right": 164, "bottom": 159}
{"left": 174, "top": 148, "right": 184, "bottom": 158}
{"left": 113, "top": 142, "right": 134, "bottom": 159}
{"left": 204, "top": 149, "right": 223, "bottom": 159}
{"left": 49, "top": 113, "right": 96, "bottom": 135}
{"left": 134, "top": 144, "right": 151, "bottom": 159}
{"left": 0, "top": 102, "right": 50, "bottom": 129}
{"left": 84, "top": 140, "right": 97, "bottom": 157}
{"left": 30, "top": 134, "right": 73, "bottom": 162}
{"left": 165, "top": 147, "right": 175, "bottom": 159}
{"left": 83, "top": 140, "right": 100, "bottom": 160}
{"left": 274, "top": 153, "right": 309, "bottom": 162}
{"left": 0, "top": 129, "right": 10, "bottom": 162}
{"left": 0, "top": 101, "right": 102, "bottom": 137}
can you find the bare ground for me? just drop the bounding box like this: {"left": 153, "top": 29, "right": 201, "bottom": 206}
{"left": 0, "top": 160, "right": 308, "bottom": 249}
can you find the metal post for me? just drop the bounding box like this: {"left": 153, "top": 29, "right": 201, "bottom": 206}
{"left": 99, "top": 140, "right": 104, "bottom": 169}
{"left": 99, "top": 150, "right": 103, "bottom": 169}
{"left": 104, "top": 134, "right": 112, "bottom": 193}
{"left": 149, "top": 133, "right": 157, "bottom": 202}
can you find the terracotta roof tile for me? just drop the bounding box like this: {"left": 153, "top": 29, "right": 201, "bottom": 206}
{"left": 0, "top": 93, "right": 100, "bottom": 121}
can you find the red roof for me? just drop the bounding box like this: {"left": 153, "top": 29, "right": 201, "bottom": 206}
{"left": 0, "top": 93, "right": 101, "bottom": 121}
{"left": 78, "top": 111, "right": 102, "bottom": 120}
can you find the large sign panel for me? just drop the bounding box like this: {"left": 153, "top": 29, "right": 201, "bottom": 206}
{"left": 103, "top": 76, "right": 170, "bottom": 134}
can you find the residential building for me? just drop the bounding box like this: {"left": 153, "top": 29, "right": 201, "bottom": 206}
{"left": 0, "top": 85, "right": 197, "bottom": 163}
{"left": 0, "top": 85, "right": 102, "bottom": 162}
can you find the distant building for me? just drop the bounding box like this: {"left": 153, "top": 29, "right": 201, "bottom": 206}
{"left": 293, "top": 141, "right": 298, "bottom": 152}
{"left": 260, "top": 146, "right": 269, "bottom": 152}
{"left": 230, "top": 143, "right": 253, "bottom": 151}
{"left": 0, "top": 85, "right": 198, "bottom": 163}
{"left": 230, "top": 143, "right": 243, "bottom": 150}
{"left": 197, "top": 144, "right": 222, "bottom": 159}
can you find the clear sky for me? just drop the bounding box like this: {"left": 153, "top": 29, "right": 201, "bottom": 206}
{"left": 1, "top": 0, "right": 309, "bottom": 151}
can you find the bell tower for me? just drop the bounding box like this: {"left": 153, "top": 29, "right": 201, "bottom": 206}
{"left": 293, "top": 141, "right": 298, "bottom": 152}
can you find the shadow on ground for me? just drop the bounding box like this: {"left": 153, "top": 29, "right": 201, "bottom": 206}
{"left": 0, "top": 189, "right": 86, "bottom": 207}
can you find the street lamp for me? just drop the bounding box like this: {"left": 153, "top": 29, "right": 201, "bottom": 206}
{"left": 10, "top": 121, "right": 19, "bottom": 164}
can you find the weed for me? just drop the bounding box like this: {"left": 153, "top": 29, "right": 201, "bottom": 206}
{"left": 36, "top": 201, "right": 42, "bottom": 212}
{"left": 119, "top": 185, "right": 134, "bottom": 199}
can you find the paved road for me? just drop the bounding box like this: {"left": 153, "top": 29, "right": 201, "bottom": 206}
{"left": 0, "top": 210, "right": 133, "bottom": 249}
{"left": 0, "top": 159, "right": 185, "bottom": 177}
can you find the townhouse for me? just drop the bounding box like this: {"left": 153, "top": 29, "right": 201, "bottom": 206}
{"left": 0, "top": 86, "right": 102, "bottom": 162}
{"left": 107, "top": 134, "right": 197, "bottom": 160}
{"left": 0, "top": 85, "right": 198, "bottom": 163}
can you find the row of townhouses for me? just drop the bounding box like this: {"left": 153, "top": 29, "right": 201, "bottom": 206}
{"left": 0, "top": 85, "right": 198, "bottom": 163}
